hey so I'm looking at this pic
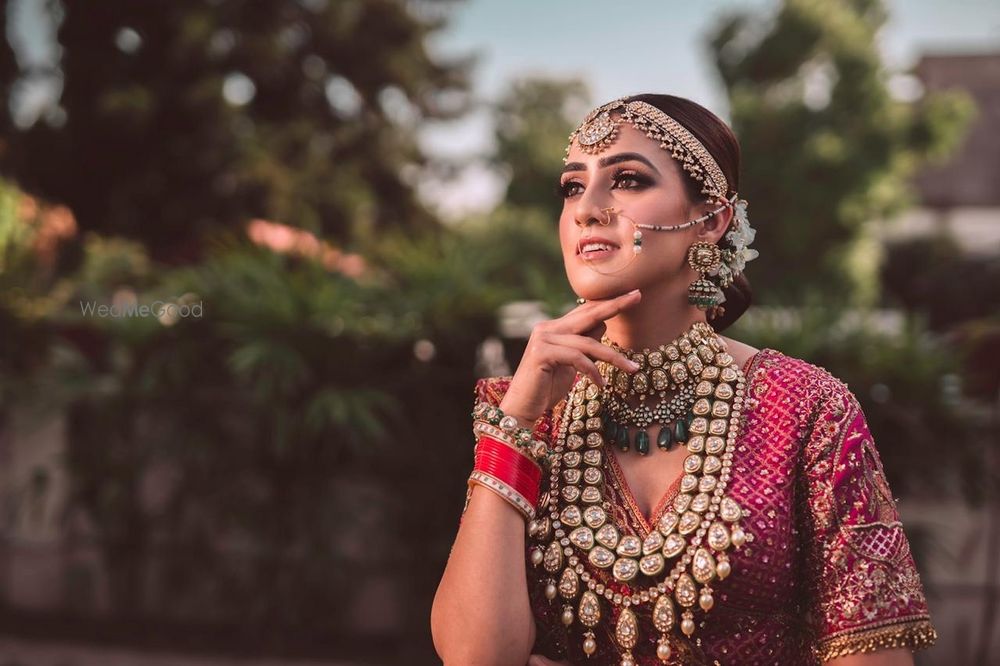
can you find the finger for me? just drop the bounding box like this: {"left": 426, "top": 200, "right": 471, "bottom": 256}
{"left": 559, "top": 289, "right": 642, "bottom": 334}
{"left": 581, "top": 319, "right": 606, "bottom": 343}
{"left": 547, "top": 346, "right": 605, "bottom": 387}
{"left": 547, "top": 333, "right": 640, "bottom": 373}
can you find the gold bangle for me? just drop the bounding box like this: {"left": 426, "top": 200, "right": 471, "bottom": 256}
{"left": 467, "top": 471, "right": 535, "bottom": 520}
{"left": 473, "top": 420, "right": 548, "bottom": 469}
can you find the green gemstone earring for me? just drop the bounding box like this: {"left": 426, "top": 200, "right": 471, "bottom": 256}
{"left": 686, "top": 242, "right": 723, "bottom": 310}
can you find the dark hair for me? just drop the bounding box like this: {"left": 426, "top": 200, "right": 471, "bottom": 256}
{"left": 626, "top": 93, "right": 752, "bottom": 332}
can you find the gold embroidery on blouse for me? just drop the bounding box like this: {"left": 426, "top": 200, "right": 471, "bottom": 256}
{"left": 815, "top": 617, "right": 938, "bottom": 661}
{"left": 803, "top": 380, "right": 936, "bottom": 657}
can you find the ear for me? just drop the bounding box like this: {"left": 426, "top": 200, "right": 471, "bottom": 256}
{"left": 693, "top": 198, "right": 733, "bottom": 246}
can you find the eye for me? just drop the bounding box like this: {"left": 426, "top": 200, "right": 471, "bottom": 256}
{"left": 557, "top": 168, "right": 653, "bottom": 200}
{"left": 558, "top": 179, "right": 584, "bottom": 199}
{"left": 612, "top": 169, "right": 652, "bottom": 191}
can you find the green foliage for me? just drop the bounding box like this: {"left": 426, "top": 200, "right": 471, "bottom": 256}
{"left": 0, "top": 162, "right": 574, "bottom": 633}
{"left": 709, "top": 0, "right": 974, "bottom": 305}
{"left": 1, "top": 224, "right": 503, "bottom": 637}
{"left": 454, "top": 203, "right": 573, "bottom": 313}
{"left": 0, "top": 0, "right": 471, "bottom": 261}
{"left": 448, "top": 76, "right": 593, "bottom": 316}
{"left": 0, "top": 179, "right": 74, "bottom": 387}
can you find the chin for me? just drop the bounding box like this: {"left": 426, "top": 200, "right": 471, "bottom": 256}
{"left": 567, "top": 269, "right": 638, "bottom": 301}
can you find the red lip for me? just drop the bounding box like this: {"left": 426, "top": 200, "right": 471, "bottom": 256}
{"left": 576, "top": 235, "right": 621, "bottom": 255}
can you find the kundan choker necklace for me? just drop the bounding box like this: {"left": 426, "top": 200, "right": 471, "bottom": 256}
{"left": 527, "top": 320, "right": 752, "bottom": 665}
{"left": 599, "top": 325, "right": 718, "bottom": 455}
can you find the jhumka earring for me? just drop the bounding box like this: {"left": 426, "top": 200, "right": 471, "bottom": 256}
{"left": 687, "top": 242, "right": 726, "bottom": 320}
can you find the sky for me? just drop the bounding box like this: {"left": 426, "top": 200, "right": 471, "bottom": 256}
{"left": 419, "top": 0, "right": 1000, "bottom": 218}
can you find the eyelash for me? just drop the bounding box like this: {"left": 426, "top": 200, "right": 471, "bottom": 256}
{"left": 557, "top": 168, "right": 652, "bottom": 199}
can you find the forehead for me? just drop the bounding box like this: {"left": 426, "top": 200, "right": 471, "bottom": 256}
{"left": 564, "top": 120, "right": 675, "bottom": 173}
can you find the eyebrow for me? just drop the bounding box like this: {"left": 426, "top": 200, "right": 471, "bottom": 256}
{"left": 561, "top": 152, "right": 661, "bottom": 175}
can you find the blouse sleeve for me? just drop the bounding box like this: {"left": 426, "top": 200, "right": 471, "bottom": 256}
{"left": 801, "top": 376, "right": 938, "bottom": 662}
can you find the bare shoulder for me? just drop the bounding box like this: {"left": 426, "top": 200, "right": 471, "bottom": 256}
{"left": 717, "top": 335, "right": 760, "bottom": 370}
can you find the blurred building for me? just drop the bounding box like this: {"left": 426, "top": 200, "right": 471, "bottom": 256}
{"left": 879, "top": 50, "right": 1000, "bottom": 665}
{"left": 877, "top": 51, "right": 1000, "bottom": 256}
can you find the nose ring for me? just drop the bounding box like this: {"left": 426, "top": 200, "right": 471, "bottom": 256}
{"left": 575, "top": 207, "right": 617, "bottom": 227}
{"left": 576, "top": 207, "right": 617, "bottom": 227}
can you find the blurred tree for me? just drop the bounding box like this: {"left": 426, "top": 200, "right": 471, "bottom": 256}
{"left": 0, "top": 0, "right": 471, "bottom": 262}
{"left": 492, "top": 77, "right": 589, "bottom": 221}
{"left": 0, "top": 3, "right": 18, "bottom": 139}
{"left": 0, "top": 178, "right": 78, "bottom": 389}
{"left": 708, "top": 0, "right": 973, "bottom": 305}
{"left": 446, "top": 76, "right": 594, "bottom": 317}
{"left": 3, "top": 222, "right": 507, "bottom": 649}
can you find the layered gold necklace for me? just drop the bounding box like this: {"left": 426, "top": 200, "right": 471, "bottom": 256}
{"left": 527, "top": 321, "right": 751, "bottom": 665}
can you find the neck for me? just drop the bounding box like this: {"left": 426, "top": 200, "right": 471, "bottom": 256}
{"left": 602, "top": 279, "right": 711, "bottom": 351}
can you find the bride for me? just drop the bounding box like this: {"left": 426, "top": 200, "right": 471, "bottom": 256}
{"left": 431, "top": 94, "right": 936, "bottom": 665}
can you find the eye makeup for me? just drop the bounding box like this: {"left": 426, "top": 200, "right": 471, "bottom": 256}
{"left": 557, "top": 166, "right": 656, "bottom": 199}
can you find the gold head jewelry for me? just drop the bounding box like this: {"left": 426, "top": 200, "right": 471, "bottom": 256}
{"left": 566, "top": 98, "right": 730, "bottom": 201}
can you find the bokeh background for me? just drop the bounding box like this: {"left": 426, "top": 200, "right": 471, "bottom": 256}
{"left": 0, "top": 0, "right": 998, "bottom": 664}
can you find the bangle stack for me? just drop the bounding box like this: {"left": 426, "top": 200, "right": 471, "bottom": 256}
{"left": 471, "top": 402, "right": 553, "bottom": 468}
{"left": 462, "top": 402, "right": 553, "bottom": 522}
{"left": 467, "top": 436, "right": 542, "bottom": 519}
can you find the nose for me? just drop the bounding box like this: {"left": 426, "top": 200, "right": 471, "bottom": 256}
{"left": 574, "top": 206, "right": 616, "bottom": 228}
{"left": 572, "top": 178, "right": 616, "bottom": 227}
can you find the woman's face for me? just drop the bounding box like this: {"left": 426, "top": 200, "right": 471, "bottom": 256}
{"left": 558, "top": 120, "right": 729, "bottom": 301}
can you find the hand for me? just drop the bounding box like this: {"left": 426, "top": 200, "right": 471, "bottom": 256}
{"left": 526, "top": 655, "right": 574, "bottom": 666}
{"left": 499, "top": 289, "right": 642, "bottom": 424}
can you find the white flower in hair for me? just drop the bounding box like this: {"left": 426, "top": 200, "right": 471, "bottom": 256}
{"left": 707, "top": 198, "right": 758, "bottom": 288}
{"left": 727, "top": 200, "right": 755, "bottom": 250}
{"left": 730, "top": 245, "right": 759, "bottom": 273}
{"left": 710, "top": 259, "right": 733, "bottom": 286}
{"left": 734, "top": 199, "right": 749, "bottom": 225}
{"left": 723, "top": 198, "right": 758, "bottom": 278}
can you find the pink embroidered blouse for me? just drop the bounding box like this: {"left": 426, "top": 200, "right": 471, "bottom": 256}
{"left": 471, "top": 348, "right": 937, "bottom": 665}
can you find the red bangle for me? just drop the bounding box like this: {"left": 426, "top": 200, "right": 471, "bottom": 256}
{"left": 474, "top": 435, "right": 542, "bottom": 508}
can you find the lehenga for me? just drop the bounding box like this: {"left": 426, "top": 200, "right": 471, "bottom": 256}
{"left": 472, "top": 348, "right": 937, "bottom": 665}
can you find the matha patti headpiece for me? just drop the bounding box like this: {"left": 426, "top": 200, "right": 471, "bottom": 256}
{"left": 566, "top": 98, "right": 730, "bottom": 202}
